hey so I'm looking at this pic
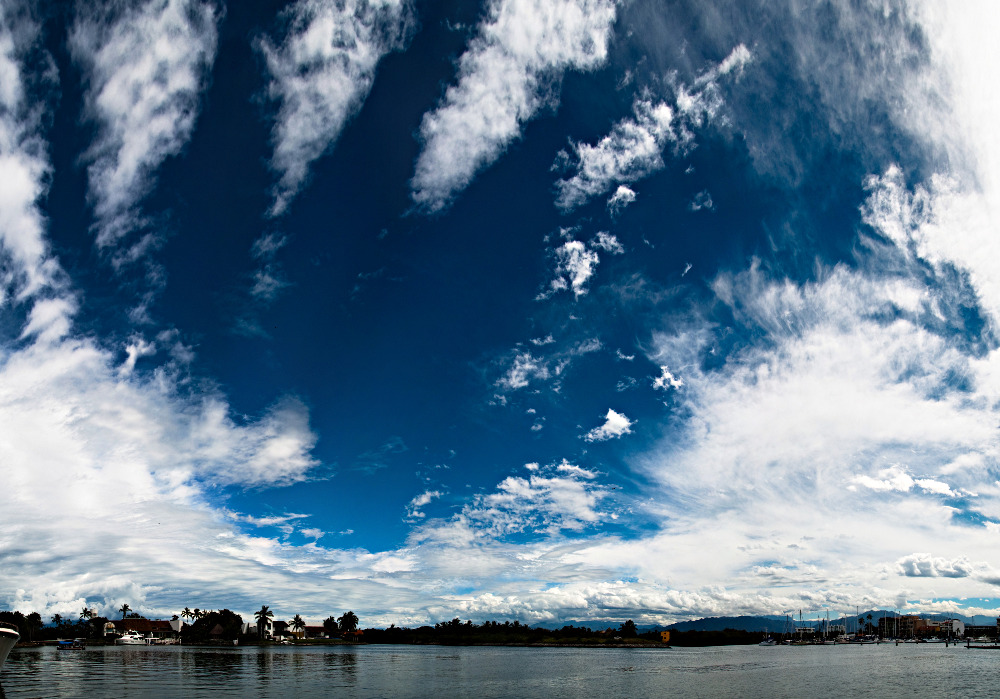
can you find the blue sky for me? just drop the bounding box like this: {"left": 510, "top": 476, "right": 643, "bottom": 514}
{"left": 3, "top": 0, "right": 1000, "bottom": 627}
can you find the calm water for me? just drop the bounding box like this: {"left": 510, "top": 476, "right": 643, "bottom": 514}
{"left": 0, "top": 642, "right": 994, "bottom": 698}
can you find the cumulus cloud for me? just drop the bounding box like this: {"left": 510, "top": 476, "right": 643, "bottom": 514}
{"left": 652, "top": 365, "right": 683, "bottom": 391}
{"left": 583, "top": 408, "right": 633, "bottom": 441}
{"left": 897, "top": 554, "right": 974, "bottom": 579}
{"left": 458, "top": 460, "right": 608, "bottom": 536}
{"left": 547, "top": 239, "right": 599, "bottom": 297}
{"left": 606, "top": 184, "right": 635, "bottom": 213}
{"left": 406, "top": 489, "right": 442, "bottom": 519}
{"left": 555, "top": 44, "right": 750, "bottom": 210}
{"left": 625, "top": 243, "right": 1000, "bottom": 613}
{"left": 591, "top": 231, "right": 623, "bottom": 254}
{"left": 259, "top": 0, "right": 415, "bottom": 215}
{"left": 410, "top": 0, "right": 617, "bottom": 211}
{"left": 70, "top": 0, "right": 219, "bottom": 262}
{"left": 555, "top": 97, "right": 675, "bottom": 211}
{"left": 0, "top": 304, "right": 343, "bottom": 620}
{"left": 851, "top": 465, "right": 916, "bottom": 493}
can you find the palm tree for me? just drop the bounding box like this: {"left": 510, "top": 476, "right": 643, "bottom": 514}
{"left": 193, "top": 608, "right": 202, "bottom": 620}
{"left": 79, "top": 607, "right": 94, "bottom": 622}
{"left": 291, "top": 614, "right": 305, "bottom": 639}
{"left": 338, "top": 611, "right": 359, "bottom": 633}
{"left": 254, "top": 605, "right": 274, "bottom": 639}
{"left": 26, "top": 612, "right": 42, "bottom": 642}
{"left": 181, "top": 607, "right": 193, "bottom": 623}
{"left": 119, "top": 603, "right": 131, "bottom": 619}
{"left": 51, "top": 613, "right": 63, "bottom": 627}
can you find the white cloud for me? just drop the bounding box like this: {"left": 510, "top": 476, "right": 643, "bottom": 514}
{"left": 851, "top": 465, "right": 916, "bottom": 493}
{"left": 70, "top": 0, "right": 219, "bottom": 261}
{"left": 583, "top": 408, "right": 633, "bottom": 441}
{"left": 0, "top": 11, "right": 59, "bottom": 304}
{"left": 0, "top": 307, "right": 347, "bottom": 621}
{"left": 688, "top": 189, "right": 713, "bottom": 211}
{"left": 20, "top": 297, "right": 75, "bottom": 345}
{"left": 410, "top": 0, "right": 617, "bottom": 211}
{"left": 556, "top": 460, "right": 597, "bottom": 479}
{"left": 259, "top": 0, "right": 415, "bottom": 215}
{"left": 250, "top": 267, "right": 291, "bottom": 302}
{"left": 466, "top": 466, "right": 607, "bottom": 536}
{"left": 555, "top": 44, "right": 750, "bottom": 210}
{"left": 606, "top": 184, "right": 635, "bottom": 213}
{"left": 897, "top": 554, "right": 974, "bottom": 579}
{"left": 548, "top": 239, "right": 599, "bottom": 297}
{"left": 406, "top": 489, "right": 442, "bottom": 519}
{"left": 592, "top": 231, "right": 623, "bottom": 254}
{"left": 555, "top": 97, "right": 675, "bottom": 211}
{"left": 622, "top": 251, "right": 1000, "bottom": 613}
{"left": 652, "top": 365, "right": 683, "bottom": 391}
{"left": 496, "top": 351, "right": 550, "bottom": 392}
{"left": 119, "top": 336, "right": 156, "bottom": 377}
{"left": 863, "top": 165, "right": 1000, "bottom": 327}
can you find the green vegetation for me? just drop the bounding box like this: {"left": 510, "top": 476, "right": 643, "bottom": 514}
{"left": 181, "top": 609, "right": 245, "bottom": 643}
{"left": 254, "top": 605, "right": 273, "bottom": 638}
{"left": 362, "top": 619, "right": 664, "bottom": 646}
{"left": 338, "top": 611, "right": 359, "bottom": 633}
{"left": 0, "top": 603, "right": 771, "bottom": 648}
{"left": 0, "top": 609, "right": 106, "bottom": 642}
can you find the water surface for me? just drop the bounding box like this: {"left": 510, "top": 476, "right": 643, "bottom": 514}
{"left": 0, "top": 642, "right": 991, "bottom": 697}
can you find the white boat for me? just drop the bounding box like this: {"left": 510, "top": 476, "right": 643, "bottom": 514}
{"left": 759, "top": 636, "right": 776, "bottom": 646}
{"left": 115, "top": 630, "right": 148, "bottom": 645}
{"left": 0, "top": 621, "right": 19, "bottom": 669}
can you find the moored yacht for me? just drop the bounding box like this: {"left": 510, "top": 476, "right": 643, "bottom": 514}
{"left": 0, "top": 621, "right": 19, "bottom": 669}
{"left": 115, "top": 629, "right": 148, "bottom": 645}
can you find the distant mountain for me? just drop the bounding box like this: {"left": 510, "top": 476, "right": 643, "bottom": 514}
{"left": 659, "top": 610, "right": 998, "bottom": 634}
{"left": 665, "top": 616, "right": 788, "bottom": 633}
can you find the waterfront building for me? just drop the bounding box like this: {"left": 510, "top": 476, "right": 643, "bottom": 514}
{"left": 103, "top": 618, "right": 183, "bottom": 642}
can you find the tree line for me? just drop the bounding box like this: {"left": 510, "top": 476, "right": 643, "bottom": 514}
{"left": 1, "top": 607, "right": 771, "bottom": 647}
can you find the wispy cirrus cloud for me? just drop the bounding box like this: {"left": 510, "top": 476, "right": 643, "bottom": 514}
{"left": 410, "top": 0, "right": 618, "bottom": 212}
{"left": 70, "top": 0, "right": 219, "bottom": 264}
{"left": 555, "top": 44, "right": 750, "bottom": 211}
{"left": 0, "top": 29, "right": 331, "bottom": 614}
{"left": 0, "top": 8, "right": 59, "bottom": 305}
{"left": 259, "top": 0, "right": 415, "bottom": 216}
{"left": 493, "top": 337, "right": 602, "bottom": 401}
